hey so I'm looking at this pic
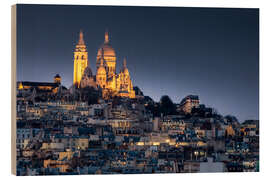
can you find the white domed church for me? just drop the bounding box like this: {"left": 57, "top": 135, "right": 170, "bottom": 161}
{"left": 73, "top": 30, "right": 135, "bottom": 99}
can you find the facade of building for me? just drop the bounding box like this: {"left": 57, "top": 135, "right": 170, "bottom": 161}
{"left": 179, "top": 95, "right": 200, "bottom": 114}
{"left": 15, "top": 91, "right": 260, "bottom": 175}
{"left": 73, "top": 30, "right": 135, "bottom": 99}
{"left": 17, "top": 74, "right": 62, "bottom": 93}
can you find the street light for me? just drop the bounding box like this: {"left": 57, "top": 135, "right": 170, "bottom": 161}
{"left": 194, "top": 151, "right": 199, "bottom": 161}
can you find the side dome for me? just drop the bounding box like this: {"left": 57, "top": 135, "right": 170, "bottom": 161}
{"left": 123, "top": 68, "right": 129, "bottom": 76}
{"left": 54, "top": 74, "right": 61, "bottom": 78}
{"left": 97, "top": 66, "right": 106, "bottom": 75}
{"left": 122, "top": 57, "right": 129, "bottom": 76}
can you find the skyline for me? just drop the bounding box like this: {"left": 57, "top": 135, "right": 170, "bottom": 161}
{"left": 16, "top": 4, "right": 259, "bottom": 122}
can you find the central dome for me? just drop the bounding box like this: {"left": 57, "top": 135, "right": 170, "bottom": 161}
{"left": 96, "top": 30, "right": 116, "bottom": 67}
{"left": 97, "top": 43, "right": 116, "bottom": 59}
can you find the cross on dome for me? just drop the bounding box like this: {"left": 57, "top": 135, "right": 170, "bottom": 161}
{"left": 105, "top": 29, "right": 109, "bottom": 44}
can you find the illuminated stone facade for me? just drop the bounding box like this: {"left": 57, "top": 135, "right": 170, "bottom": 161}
{"left": 54, "top": 74, "right": 61, "bottom": 85}
{"left": 73, "top": 30, "right": 88, "bottom": 87}
{"left": 180, "top": 95, "right": 200, "bottom": 114}
{"left": 17, "top": 74, "right": 61, "bottom": 92}
{"left": 74, "top": 30, "right": 135, "bottom": 99}
{"left": 96, "top": 30, "right": 116, "bottom": 79}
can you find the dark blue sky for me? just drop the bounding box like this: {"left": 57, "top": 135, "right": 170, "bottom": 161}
{"left": 17, "top": 4, "right": 259, "bottom": 122}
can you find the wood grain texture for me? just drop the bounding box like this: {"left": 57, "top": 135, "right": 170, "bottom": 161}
{"left": 11, "top": 4, "right": 17, "bottom": 175}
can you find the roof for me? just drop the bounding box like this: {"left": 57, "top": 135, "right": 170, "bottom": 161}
{"left": 54, "top": 74, "right": 61, "bottom": 78}
{"left": 180, "top": 95, "right": 199, "bottom": 105}
{"left": 97, "top": 43, "right": 116, "bottom": 59}
{"left": 242, "top": 120, "right": 259, "bottom": 126}
{"left": 18, "top": 81, "right": 59, "bottom": 88}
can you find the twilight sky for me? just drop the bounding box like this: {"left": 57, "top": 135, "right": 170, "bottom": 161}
{"left": 16, "top": 4, "right": 259, "bottom": 122}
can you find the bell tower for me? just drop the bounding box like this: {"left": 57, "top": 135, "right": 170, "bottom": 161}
{"left": 73, "top": 30, "right": 88, "bottom": 87}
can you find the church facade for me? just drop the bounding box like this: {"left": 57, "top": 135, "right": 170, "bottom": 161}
{"left": 73, "top": 30, "right": 135, "bottom": 99}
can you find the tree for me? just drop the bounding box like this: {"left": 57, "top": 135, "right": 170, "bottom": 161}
{"left": 74, "top": 86, "right": 101, "bottom": 105}
{"left": 160, "top": 95, "right": 177, "bottom": 116}
{"left": 145, "top": 102, "right": 161, "bottom": 117}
